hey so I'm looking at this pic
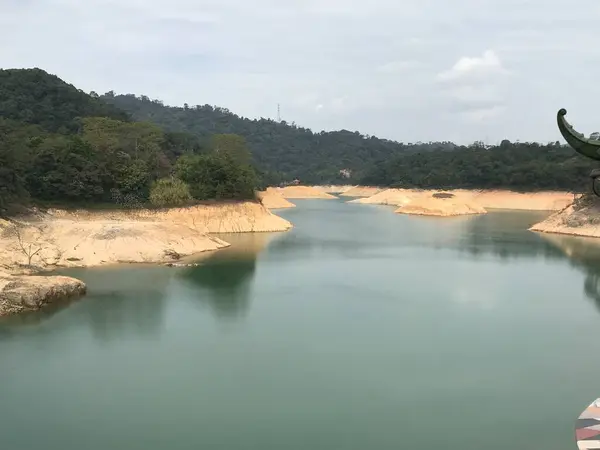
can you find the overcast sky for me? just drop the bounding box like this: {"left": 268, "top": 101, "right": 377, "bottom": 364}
{"left": 1, "top": 0, "right": 599, "bottom": 144}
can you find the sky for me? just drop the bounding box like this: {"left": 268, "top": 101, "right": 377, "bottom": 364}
{"left": 1, "top": 0, "right": 600, "bottom": 144}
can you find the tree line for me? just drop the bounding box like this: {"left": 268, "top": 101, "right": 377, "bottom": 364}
{"left": 358, "top": 140, "right": 597, "bottom": 192}
{"left": 0, "top": 69, "right": 261, "bottom": 212}
{"left": 1, "top": 68, "right": 597, "bottom": 213}
{"left": 104, "top": 93, "right": 597, "bottom": 191}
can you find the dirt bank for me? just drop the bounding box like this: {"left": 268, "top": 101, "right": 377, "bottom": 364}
{"left": 1, "top": 201, "right": 292, "bottom": 272}
{"left": 339, "top": 186, "right": 383, "bottom": 197}
{"left": 0, "top": 201, "right": 292, "bottom": 315}
{"left": 0, "top": 219, "right": 230, "bottom": 270}
{"left": 530, "top": 195, "right": 600, "bottom": 238}
{"left": 50, "top": 201, "right": 292, "bottom": 234}
{"left": 257, "top": 188, "right": 296, "bottom": 209}
{"left": 466, "top": 190, "right": 575, "bottom": 211}
{"left": 348, "top": 188, "right": 425, "bottom": 206}
{"left": 396, "top": 194, "right": 487, "bottom": 217}
{"left": 0, "top": 271, "right": 86, "bottom": 316}
{"left": 276, "top": 186, "right": 337, "bottom": 199}
{"left": 313, "top": 185, "right": 354, "bottom": 194}
{"left": 351, "top": 188, "right": 575, "bottom": 211}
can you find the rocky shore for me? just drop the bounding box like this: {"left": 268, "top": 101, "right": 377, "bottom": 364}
{"left": 530, "top": 195, "right": 600, "bottom": 238}
{"left": 348, "top": 187, "right": 574, "bottom": 217}
{"left": 0, "top": 271, "right": 86, "bottom": 317}
{"left": 0, "top": 200, "right": 292, "bottom": 316}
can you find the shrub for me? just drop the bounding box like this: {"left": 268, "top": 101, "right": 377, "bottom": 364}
{"left": 149, "top": 177, "right": 192, "bottom": 207}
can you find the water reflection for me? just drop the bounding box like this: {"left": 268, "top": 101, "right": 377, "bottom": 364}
{"left": 459, "top": 212, "right": 565, "bottom": 261}
{"left": 0, "top": 294, "right": 81, "bottom": 340}
{"left": 0, "top": 266, "right": 171, "bottom": 343}
{"left": 178, "top": 232, "right": 276, "bottom": 320}
{"left": 537, "top": 234, "right": 600, "bottom": 311}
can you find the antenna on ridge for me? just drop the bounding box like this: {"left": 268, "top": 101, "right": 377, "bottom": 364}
{"left": 277, "top": 104, "right": 281, "bottom": 122}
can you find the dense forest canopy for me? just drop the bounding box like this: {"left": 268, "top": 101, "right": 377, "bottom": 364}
{"left": 359, "top": 140, "right": 597, "bottom": 191}
{"left": 0, "top": 67, "right": 597, "bottom": 213}
{"left": 0, "top": 69, "right": 261, "bottom": 212}
{"left": 103, "top": 93, "right": 457, "bottom": 184}
{"left": 104, "top": 93, "right": 597, "bottom": 190}
{"left": 0, "top": 68, "right": 129, "bottom": 132}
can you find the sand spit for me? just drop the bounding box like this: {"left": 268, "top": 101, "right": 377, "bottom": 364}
{"left": 396, "top": 194, "right": 487, "bottom": 217}
{"left": 0, "top": 271, "right": 86, "bottom": 316}
{"left": 530, "top": 196, "right": 600, "bottom": 238}
{"left": 352, "top": 188, "right": 575, "bottom": 211}
{"left": 257, "top": 188, "right": 296, "bottom": 209}
{"left": 313, "top": 185, "right": 354, "bottom": 194}
{"left": 349, "top": 188, "right": 425, "bottom": 206}
{"left": 467, "top": 190, "right": 575, "bottom": 211}
{"left": 339, "top": 186, "right": 383, "bottom": 197}
{"left": 276, "top": 186, "right": 337, "bottom": 199}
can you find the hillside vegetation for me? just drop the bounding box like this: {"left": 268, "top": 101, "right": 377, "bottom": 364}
{"left": 0, "top": 69, "right": 260, "bottom": 213}
{"left": 103, "top": 93, "right": 456, "bottom": 184}
{"left": 1, "top": 67, "right": 596, "bottom": 213}
{"left": 104, "top": 93, "right": 596, "bottom": 191}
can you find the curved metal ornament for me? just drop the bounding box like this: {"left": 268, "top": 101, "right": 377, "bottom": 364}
{"left": 557, "top": 109, "right": 600, "bottom": 197}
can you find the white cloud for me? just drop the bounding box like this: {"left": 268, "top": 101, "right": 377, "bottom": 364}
{"left": 437, "top": 50, "right": 508, "bottom": 82}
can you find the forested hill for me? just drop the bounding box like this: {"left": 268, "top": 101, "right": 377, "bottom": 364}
{"left": 0, "top": 69, "right": 262, "bottom": 212}
{"left": 103, "top": 93, "right": 456, "bottom": 184}
{"left": 0, "top": 68, "right": 129, "bottom": 132}
{"left": 359, "top": 141, "right": 596, "bottom": 192}
{"left": 0, "top": 67, "right": 596, "bottom": 207}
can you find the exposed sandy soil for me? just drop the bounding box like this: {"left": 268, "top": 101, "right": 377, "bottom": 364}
{"left": 339, "top": 186, "right": 383, "bottom": 197}
{"left": 530, "top": 195, "right": 600, "bottom": 238}
{"left": 48, "top": 201, "right": 292, "bottom": 234}
{"left": 0, "top": 201, "right": 292, "bottom": 272}
{"left": 465, "top": 190, "right": 575, "bottom": 211}
{"left": 348, "top": 188, "right": 426, "bottom": 206}
{"left": 0, "top": 270, "right": 86, "bottom": 316}
{"left": 0, "top": 201, "right": 292, "bottom": 316}
{"left": 276, "top": 186, "right": 337, "bottom": 199}
{"left": 312, "top": 185, "right": 354, "bottom": 194}
{"left": 257, "top": 188, "right": 297, "bottom": 209}
{"left": 350, "top": 188, "right": 575, "bottom": 211}
{"left": 396, "top": 194, "right": 487, "bottom": 217}
{"left": 0, "top": 219, "right": 230, "bottom": 270}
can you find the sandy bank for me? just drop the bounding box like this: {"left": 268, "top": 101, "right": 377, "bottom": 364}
{"left": 351, "top": 188, "right": 575, "bottom": 211}
{"left": 1, "top": 201, "right": 292, "bottom": 272}
{"left": 0, "top": 271, "right": 86, "bottom": 316}
{"left": 312, "top": 185, "right": 354, "bottom": 194}
{"left": 396, "top": 194, "right": 487, "bottom": 217}
{"left": 339, "top": 186, "right": 383, "bottom": 197}
{"left": 530, "top": 196, "right": 600, "bottom": 238}
{"left": 466, "top": 190, "right": 575, "bottom": 211}
{"left": 276, "top": 186, "right": 337, "bottom": 199}
{"left": 0, "top": 220, "right": 231, "bottom": 270}
{"left": 49, "top": 201, "right": 292, "bottom": 234}
{"left": 257, "top": 188, "right": 296, "bottom": 209}
{"left": 349, "top": 188, "right": 425, "bottom": 206}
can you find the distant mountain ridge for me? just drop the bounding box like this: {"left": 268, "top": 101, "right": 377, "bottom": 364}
{"left": 0, "top": 67, "right": 594, "bottom": 194}
{"left": 102, "top": 93, "right": 457, "bottom": 183}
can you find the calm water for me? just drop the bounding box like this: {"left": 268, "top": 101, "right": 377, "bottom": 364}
{"left": 2, "top": 199, "right": 600, "bottom": 450}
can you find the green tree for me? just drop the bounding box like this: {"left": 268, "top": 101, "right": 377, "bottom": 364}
{"left": 149, "top": 177, "right": 193, "bottom": 207}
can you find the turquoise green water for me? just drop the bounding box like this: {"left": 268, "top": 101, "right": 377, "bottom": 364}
{"left": 1, "top": 199, "right": 600, "bottom": 450}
